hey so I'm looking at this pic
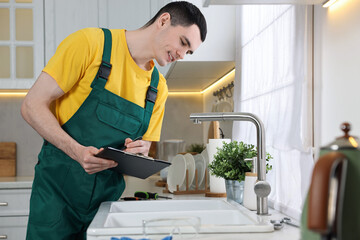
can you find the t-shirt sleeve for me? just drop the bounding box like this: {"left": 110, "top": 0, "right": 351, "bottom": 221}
{"left": 43, "top": 29, "right": 94, "bottom": 93}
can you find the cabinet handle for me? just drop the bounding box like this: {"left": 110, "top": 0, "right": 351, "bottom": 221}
{"left": 0, "top": 235, "right": 7, "bottom": 239}
{"left": 0, "top": 202, "right": 8, "bottom": 206}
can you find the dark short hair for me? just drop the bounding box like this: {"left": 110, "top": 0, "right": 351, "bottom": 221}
{"left": 143, "top": 1, "right": 207, "bottom": 42}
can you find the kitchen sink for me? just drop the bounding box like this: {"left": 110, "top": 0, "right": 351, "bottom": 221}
{"left": 87, "top": 199, "right": 273, "bottom": 239}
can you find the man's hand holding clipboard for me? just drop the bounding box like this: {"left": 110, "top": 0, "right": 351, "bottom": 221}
{"left": 95, "top": 137, "right": 170, "bottom": 179}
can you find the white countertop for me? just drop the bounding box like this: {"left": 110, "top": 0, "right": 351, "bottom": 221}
{"left": 0, "top": 176, "right": 33, "bottom": 189}
{"left": 121, "top": 175, "right": 301, "bottom": 240}
{"left": 0, "top": 175, "right": 301, "bottom": 239}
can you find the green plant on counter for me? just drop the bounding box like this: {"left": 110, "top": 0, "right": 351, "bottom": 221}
{"left": 186, "top": 143, "right": 206, "bottom": 153}
{"left": 208, "top": 141, "right": 272, "bottom": 182}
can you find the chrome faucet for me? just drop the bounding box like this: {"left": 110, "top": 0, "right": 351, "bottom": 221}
{"left": 190, "top": 112, "right": 271, "bottom": 215}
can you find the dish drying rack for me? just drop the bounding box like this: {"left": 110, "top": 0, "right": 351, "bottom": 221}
{"left": 162, "top": 169, "right": 210, "bottom": 194}
{"left": 161, "top": 169, "right": 226, "bottom": 197}
{"left": 156, "top": 152, "right": 227, "bottom": 197}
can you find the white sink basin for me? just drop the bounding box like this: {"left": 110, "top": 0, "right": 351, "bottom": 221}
{"left": 87, "top": 199, "right": 273, "bottom": 238}
{"left": 109, "top": 198, "right": 235, "bottom": 213}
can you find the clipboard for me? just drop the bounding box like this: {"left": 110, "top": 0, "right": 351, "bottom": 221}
{"left": 95, "top": 147, "right": 171, "bottom": 179}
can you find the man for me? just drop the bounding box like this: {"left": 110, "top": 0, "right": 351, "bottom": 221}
{"left": 21, "top": 1, "right": 207, "bottom": 239}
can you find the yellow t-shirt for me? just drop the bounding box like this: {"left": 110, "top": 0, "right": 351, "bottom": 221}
{"left": 43, "top": 28, "right": 168, "bottom": 142}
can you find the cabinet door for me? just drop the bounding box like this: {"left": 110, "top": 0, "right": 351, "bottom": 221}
{"left": 45, "top": 0, "right": 167, "bottom": 64}
{"left": 44, "top": 0, "right": 99, "bottom": 63}
{"left": 0, "top": 216, "right": 28, "bottom": 240}
{"left": 99, "top": 0, "right": 151, "bottom": 30}
{"left": 0, "top": 0, "right": 44, "bottom": 89}
{"left": 180, "top": 0, "right": 236, "bottom": 62}
{"left": 0, "top": 189, "right": 31, "bottom": 216}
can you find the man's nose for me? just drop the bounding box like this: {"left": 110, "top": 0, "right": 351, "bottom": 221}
{"left": 176, "top": 49, "right": 186, "bottom": 60}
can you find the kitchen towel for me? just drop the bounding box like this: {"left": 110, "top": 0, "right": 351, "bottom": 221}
{"left": 207, "top": 139, "right": 231, "bottom": 193}
{"left": 243, "top": 172, "right": 258, "bottom": 210}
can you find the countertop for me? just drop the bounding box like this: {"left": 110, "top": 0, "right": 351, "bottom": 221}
{"left": 0, "top": 176, "right": 33, "bottom": 189}
{"left": 0, "top": 175, "right": 301, "bottom": 239}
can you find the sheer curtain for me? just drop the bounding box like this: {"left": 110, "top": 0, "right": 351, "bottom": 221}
{"left": 232, "top": 5, "right": 314, "bottom": 220}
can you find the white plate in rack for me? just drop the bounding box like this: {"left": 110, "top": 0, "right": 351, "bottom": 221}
{"left": 183, "top": 153, "right": 195, "bottom": 190}
{"left": 191, "top": 154, "right": 206, "bottom": 190}
{"left": 167, "top": 154, "right": 186, "bottom": 193}
{"left": 201, "top": 148, "right": 210, "bottom": 186}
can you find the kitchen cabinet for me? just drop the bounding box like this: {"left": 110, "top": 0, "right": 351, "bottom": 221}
{"left": 179, "top": 1, "right": 236, "bottom": 62}
{"left": 0, "top": 0, "right": 44, "bottom": 89}
{"left": 44, "top": 0, "right": 169, "bottom": 63}
{"left": 0, "top": 177, "right": 33, "bottom": 240}
{"left": 159, "top": 1, "right": 236, "bottom": 90}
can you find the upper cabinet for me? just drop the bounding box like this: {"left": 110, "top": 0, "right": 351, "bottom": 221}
{"left": 44, "top": 0, "right": 100, "bottom": 64}
{"left": 44, "top": 0, "right": 170, "bottom": 63}
{"left": 0, "top": 0, "right": 44, "bottom": 89}
{"left": 158, "top": 1, "right": 236, "bottom": 91}
{"left": 202, "top": 0, "right": 324, "bottom": 5}
{"left": 180, "top": 1, "right": 236, "bottom": 62}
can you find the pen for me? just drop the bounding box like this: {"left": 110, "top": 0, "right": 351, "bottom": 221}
{"left": 132, "top": 136, "right": 143, "bottom": 142}
{"left": 121, "top": 136, "right": 143, "bottom": 150}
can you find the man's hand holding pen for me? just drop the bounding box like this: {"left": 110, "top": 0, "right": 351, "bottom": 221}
{"left": 123, "top": 136, "right": 152, "bottom": 156}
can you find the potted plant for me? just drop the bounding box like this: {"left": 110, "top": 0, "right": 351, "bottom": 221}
{"left": 186, "top": 143, "right": 206, "bottom": 154}
{"left": 208, "top": 141, "right": 272, "bottom": 203}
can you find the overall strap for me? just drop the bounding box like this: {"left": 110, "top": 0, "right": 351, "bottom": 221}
{"left": 145, "top": 67, "right": 159, "bottom": 114}
{"left": 142, "top": 67, "right": 160, "bottom": 132}
{"left": 91, "top": 28, "right": 112, "bottom": 89}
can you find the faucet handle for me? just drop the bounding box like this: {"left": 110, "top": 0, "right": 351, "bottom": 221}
{"left": 254, "top": 180, "right": 271, "bottom": 198}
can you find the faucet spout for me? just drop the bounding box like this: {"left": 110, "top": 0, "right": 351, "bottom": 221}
{"left": 190, "top": 112, "right": 270, "bottom": 215}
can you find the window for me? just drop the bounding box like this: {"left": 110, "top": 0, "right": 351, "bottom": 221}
{"left": 233, "top": 5, "right": 314, "bottom": 220}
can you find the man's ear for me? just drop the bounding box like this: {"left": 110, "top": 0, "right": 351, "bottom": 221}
{"left": 157, "top": 12, "right": 171, "bottom": 27}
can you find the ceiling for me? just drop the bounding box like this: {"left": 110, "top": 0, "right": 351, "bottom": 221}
{"left": 161, "top": 61, "right": 235, "bottom": 92}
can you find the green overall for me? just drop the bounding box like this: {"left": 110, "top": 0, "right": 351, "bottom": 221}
{"left": 26, "top": 28, "right": 159, "bottom": 240}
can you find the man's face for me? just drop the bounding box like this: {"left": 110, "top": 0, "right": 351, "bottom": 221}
{"left": 154, "top": 17, "right": 203, "bottom": 66}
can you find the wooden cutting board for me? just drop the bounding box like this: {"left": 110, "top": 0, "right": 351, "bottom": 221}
{"left": 0, "top": 142, "right": 16, "bottom": 177}
{"left": 207, "top": 121, "right": 220, "bottom": 140}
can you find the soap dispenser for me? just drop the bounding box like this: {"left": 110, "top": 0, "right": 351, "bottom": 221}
{"left": 243, "top": 157, "right": 257, "bottom": 210}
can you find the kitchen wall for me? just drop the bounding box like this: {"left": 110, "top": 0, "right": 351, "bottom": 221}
{"left": 1, "top": 80, "right": 232, "bottom": 177}
{"left": 314, "top": 0, "right": 360, "bottom": 149}
{"left": 202, "top": 71, "right": 235, "bottom": 142}
{"left": 0, "top": 97, "right": 42, "bottom": 176}
{"left": 160, "top": 94, "right": 204, "bottom": 149}
{"left": 0, "top": 91, "right": 207, "bottom": 177}
{"left": 160, "top": 70, "right": 235, "bottom": 149}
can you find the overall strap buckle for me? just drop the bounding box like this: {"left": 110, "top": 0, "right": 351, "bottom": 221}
{"left": 146, "top": 86, "right": 158, "bottom": 104}
{"left": 98, "top": 61, "right": 112, "bottom": 81}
